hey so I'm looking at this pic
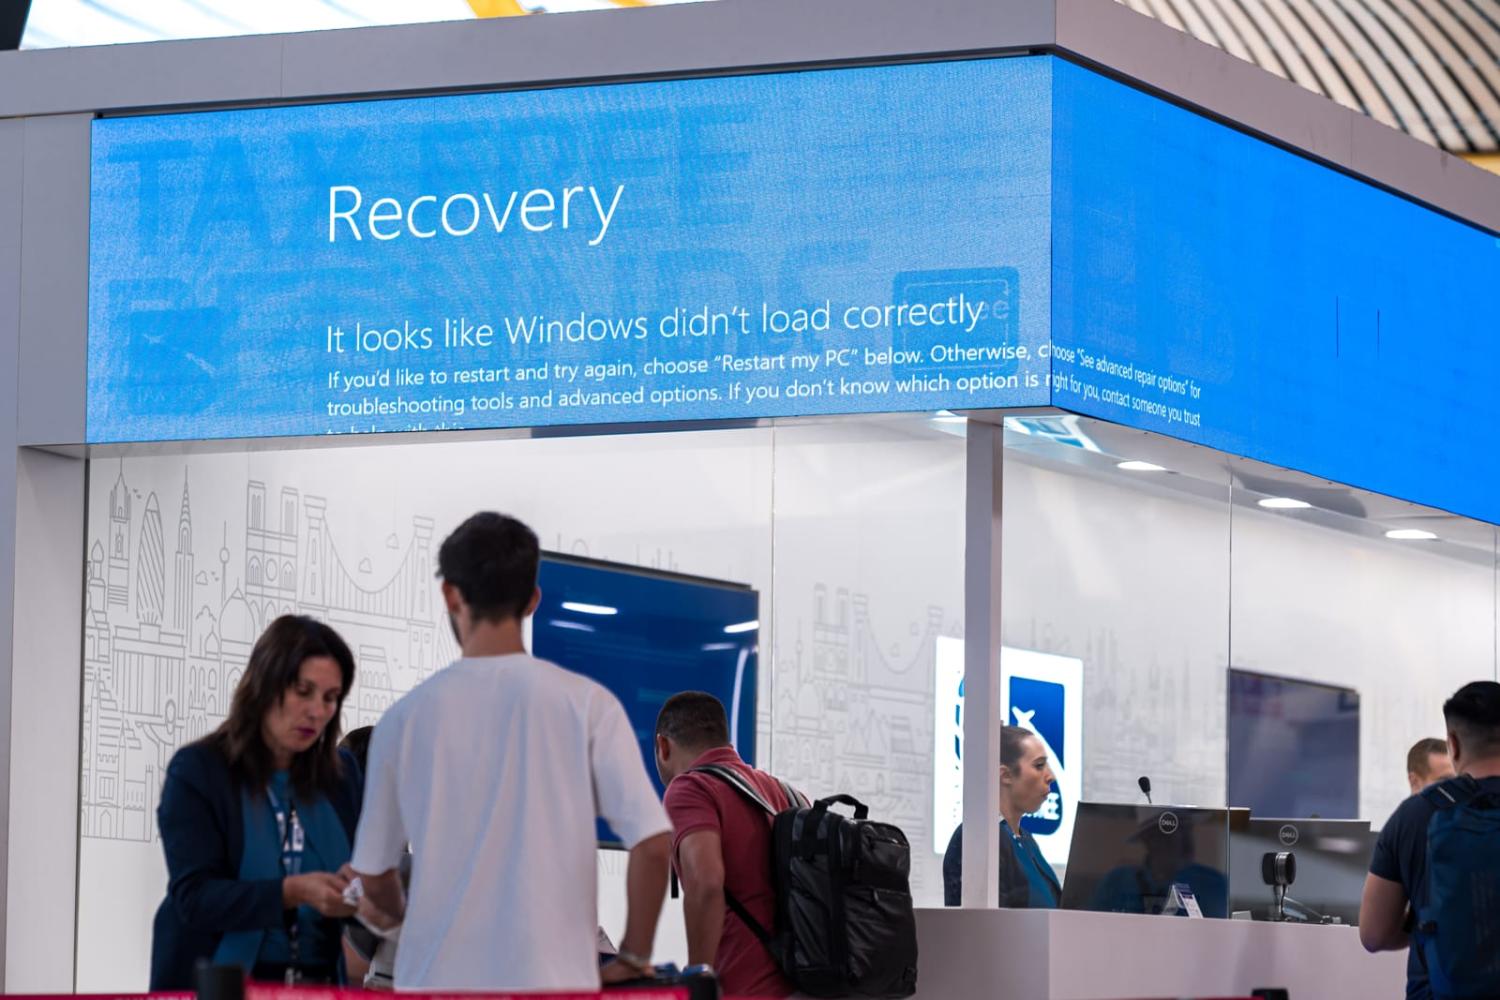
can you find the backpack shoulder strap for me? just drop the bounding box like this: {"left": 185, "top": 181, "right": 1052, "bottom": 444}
{"left": 723, "top": 888, "right": 775, "bottom": 949}
{"left": 689, "top": 763, "right": 778, "bottom": 816}
{"left": 685, "top": 765, "right": 785, "bottom": 959}
{"left": 1421, "top": 774, "right": 1482, "bottom": 811}
{"left": 778, "top": 778, "right": 810, "bottom": 810}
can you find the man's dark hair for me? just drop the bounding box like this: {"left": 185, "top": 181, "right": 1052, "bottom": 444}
{"left": 340, "top": 725, "right": 375, "bottom": 775}
{"left": 656, "top": 691, "right": 731, "bottom": 749}
{"left": 1443, "top": 681, "right": 1500, "bottom": 758}
{"left": 437, "top": 512, "right": 540, "bottom": 623}
{"left": 1406, "top": 737, "right": 1449, "bottom": 777}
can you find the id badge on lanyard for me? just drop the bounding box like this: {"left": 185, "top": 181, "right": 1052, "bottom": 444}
{"left": 269, "top": 788, "right": 305, "bottom": 983}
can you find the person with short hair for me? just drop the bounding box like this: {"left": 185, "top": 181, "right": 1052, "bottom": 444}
{"left": 350, "top": 512, "right": 673, "bottom": 991}
{"left": 1361, "top": 681, "right": 1500, "bottom": 998}
{"left": 1406, "top": 737, "right": 1455, "bottom": 795}
{"left": 655, "top": 691, "right": 798, "bottom": 997}
{"left": 942, "top": 726, "right": 1062, "bottom": 908}
{"left": 150, "top": 615, "right": 362, "bottom": 989}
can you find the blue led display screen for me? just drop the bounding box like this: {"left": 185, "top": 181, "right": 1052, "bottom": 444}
{"left": 531, "top": 555, "right": 758, "bottom": 847}
{"left": 87, "top": 57, "right": 1053, "bottom": 442}
{"left": 88, "top": 54, "right": 1500, "bottom": 522}
{"left": 1051, "top": 61, "right": 1500, "bottom": 524}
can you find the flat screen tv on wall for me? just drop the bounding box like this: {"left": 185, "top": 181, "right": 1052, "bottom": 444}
{"left": 1228, "top": 669, "right": 1360, "bottom": 820}
{"left": 532, "top": 553, "right": 759, "bottom": 846}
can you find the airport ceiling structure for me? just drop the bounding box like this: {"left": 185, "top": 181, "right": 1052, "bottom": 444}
{"left": 1115, "top": 0, "right": 1500, "bottom": 160}
{"left": 11, "top": 0, "right": 1500, "bottom": 166}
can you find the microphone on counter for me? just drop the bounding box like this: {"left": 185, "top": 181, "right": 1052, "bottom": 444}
{"left": 1138, "top": 776, "right": 1153, "bottom": 805}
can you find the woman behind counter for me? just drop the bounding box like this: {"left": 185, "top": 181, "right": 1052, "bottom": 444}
{"left": 150, "top": 615, "right": 363, "bottom": 989}
{"left": 942, "top": 725, "right": 1063, "bottom": 908}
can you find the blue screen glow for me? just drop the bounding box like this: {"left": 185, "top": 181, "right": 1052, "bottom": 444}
{"left": 87, "top": 55, "right": 1500, "bottom": 522}
{"left": 87, "top": 57, "right": 1053, "bottom": 442}
{"left": 1051, "top": 61, "right": 1500, "bottom": 524}
{"left": 531, "top": 555, "right": 758, "bottom": 845}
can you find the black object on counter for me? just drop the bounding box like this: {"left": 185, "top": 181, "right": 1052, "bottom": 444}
{"left": 194, "top": 961, "right": 245, "bottom": 1000}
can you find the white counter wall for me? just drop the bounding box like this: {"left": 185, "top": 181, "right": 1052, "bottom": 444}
{"left": 913, "top": 907, "right": 1407, "bottom": 1000}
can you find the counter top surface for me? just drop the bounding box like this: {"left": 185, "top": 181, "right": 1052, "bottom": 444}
{"left": 912, "top": 906, "right": 1408, "bottom": 1000}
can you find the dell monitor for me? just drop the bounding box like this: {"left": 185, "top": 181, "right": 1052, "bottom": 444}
{"left": 1060, "top": 802, "right": 1232, "bottom": 918}
{"left": 1229, "top": 818, "right": 1376, "bottom": 925}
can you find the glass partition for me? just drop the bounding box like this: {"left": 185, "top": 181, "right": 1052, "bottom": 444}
{"left": 1001, "top": 415, "right": 1235, "bottom": 879}
{"left": 766, "top": 416, "right": 967, "bottom": 907}
{"left": 73, "top": 412, "right": 1500, "bottom": 988}
{"left": 1226, "top": 470, "right": 1500, "bottom": 828}
{"left": 75, "top": 413, "right": 970, "bottom": 987}
{"left": 991, "top": 414, "right": 1500, "bottom": 926}
{"left": 78, "top": 428, "right": 778, "bottom": 987}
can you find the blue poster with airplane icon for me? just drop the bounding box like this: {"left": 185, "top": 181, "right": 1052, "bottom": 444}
{"left": 933, "top": 642, "right": 1083, "bottom": 866}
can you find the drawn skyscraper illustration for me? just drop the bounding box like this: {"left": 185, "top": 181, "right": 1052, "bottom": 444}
{"left": 107, "top": 464, "right": 131, "bottom": 609}
{"left": 137, "top": 494, "right": 165, "bottom": 626}
{"left": 173, "top": 473, "right": 193, "bottom": 632}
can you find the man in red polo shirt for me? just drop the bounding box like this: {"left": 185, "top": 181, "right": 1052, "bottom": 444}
{"left": 655, "top": 692, "right": 796, "bottom": 997}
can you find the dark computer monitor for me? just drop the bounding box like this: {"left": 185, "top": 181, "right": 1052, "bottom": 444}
{"left": 532, "top": 553, "right": 759, "bottom": 847}
{"left": 1229, "top": 818, "right": 1376, "bottom": 925}
{"left": 1229, "top": 670, "right": 1360, "bottom": 819}
{"left": 1060, "top": 802, "right": 1232, "bottom": 918}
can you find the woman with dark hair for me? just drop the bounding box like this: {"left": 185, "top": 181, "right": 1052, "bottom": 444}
{"left": 941, "top": 725, "right": 1063, "bottom": 908}
{"left": 150, "top": 615, "right": 363, "bottom": 989}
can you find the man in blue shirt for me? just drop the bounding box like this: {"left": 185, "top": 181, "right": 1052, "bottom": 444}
{"left": 1360, "top": 681, "right": 1500, "bottom": 999}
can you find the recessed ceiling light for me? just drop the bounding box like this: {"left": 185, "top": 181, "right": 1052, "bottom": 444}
{"left": 560, "top": 601, "right": 617, "bottom": 615}
{"left": 1258, "top": 497, "right": 1311, "bottom": 510}
{"left": 1385, "top": 529, "right": 1438, "bottom": 541}
{"left": 1117, "top": 460, "right": 1166, "bottom": 472}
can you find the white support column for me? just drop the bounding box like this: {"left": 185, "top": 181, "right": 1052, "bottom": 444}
{"left": 7, "top": 447, "right": 85, "bottom": 991}
{"left": 0, "top": 116, "right": 23, "bottom": 990}
{"left": 960, "top": 419, "right": 1003, "bottom": 907}
{"left": 5, "top": 109, "right": 90, "bottom": 991}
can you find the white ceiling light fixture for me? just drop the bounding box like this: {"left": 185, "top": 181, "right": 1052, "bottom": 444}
{"left": 1385, "top": 528, "right": 1438, "bottom": 541}
{"left": 1258, "top": 497, "right": 1312, "bottom": 510}
{"left": 1117, "top": 460, "right": 1167, "bottom": 472}
{"left": 560, "top": 601, "right": 618, "bottom": 615}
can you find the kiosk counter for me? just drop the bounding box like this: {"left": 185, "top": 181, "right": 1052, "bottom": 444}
{"left": 914, "top": 908, "right": 1405, "bottom": 1000}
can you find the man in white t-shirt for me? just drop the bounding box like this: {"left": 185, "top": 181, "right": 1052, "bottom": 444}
{"left": 349, "top": 512, "right": 673, "bottom": 991}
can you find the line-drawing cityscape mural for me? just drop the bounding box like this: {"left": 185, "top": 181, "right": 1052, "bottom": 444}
{"left": 78, "top": 440, "right": 959, "bottom": 910}
{"left": 81, "top": 463, "right": 450, "bottom": 843}
{"left": 770, "top": 586, "right": 946, "bottom": 893}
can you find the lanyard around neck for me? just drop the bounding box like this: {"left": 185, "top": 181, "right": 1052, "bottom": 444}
{"left": 267, "top": 785, "right": 301, "bottom": 874}
{"left": 266, "top": 783, "right": 305, "bottom": 975}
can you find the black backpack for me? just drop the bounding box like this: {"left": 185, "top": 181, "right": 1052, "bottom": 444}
{"left": 691, "top": 763, "right": 919, "bottom": 998}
